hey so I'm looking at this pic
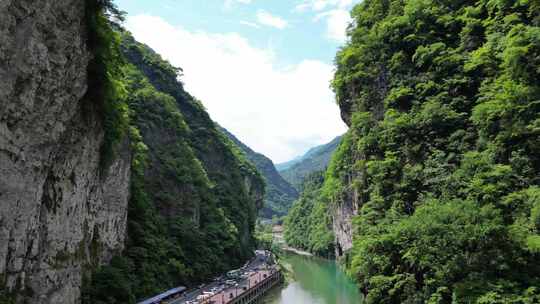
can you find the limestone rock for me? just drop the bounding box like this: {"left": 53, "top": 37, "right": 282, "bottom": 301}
{"left": 0, "top": 1, "right": 130, "bottom": 303}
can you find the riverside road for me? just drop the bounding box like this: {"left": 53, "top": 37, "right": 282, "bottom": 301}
{"left": 169, "top": 250, "right": 277, "bottom": 304}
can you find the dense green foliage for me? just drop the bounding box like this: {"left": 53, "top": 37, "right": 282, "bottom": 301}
{"left": 254, "top": 221, "right": 274, "bottom": 251}
{"left": 283, "top": 172, "right": 335, "bottom": 257}
{"left": 329, "top": 0, "right": 540, "bottom": 302}
{"left": 84, "top": 0, "right": 129, "bottom": 169}
{"left": 0, "top": 289, "right": 14, "bottom": 304}
{"left": 82, "top": 24, "right": 265, "bottom": 303}
{"left": 278, "top": 136, "right": 342, "bottom": 191}
{"left": 219, "top": 127, "right": 298, "bottom": 218}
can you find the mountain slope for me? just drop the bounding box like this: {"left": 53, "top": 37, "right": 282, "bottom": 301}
{"left": 0, "top": 2, "right": 265, "bottom": 302}
{"left": 283, "top": 171, "right": 334, "bottom": 257}
{"left": 278, "top": 136, "right": 342, "bottom": 190}
{"left": 82, "top": 32, "right": 265, "bottom": 303}
{"left": 219, "top": 127, "right": 298, "bottom": 218}
{"left": 275, "top": 156, "right": 302, "bottom": 171}
{"left": 326, "top": 0, "right": 540, "bottom": 302}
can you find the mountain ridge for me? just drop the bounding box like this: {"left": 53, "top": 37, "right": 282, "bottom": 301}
{"left": 278, "top": 135, "right": 343, "bottom": 191}
{"left": 218, "top": 126, "right": 298, "bottom": 218}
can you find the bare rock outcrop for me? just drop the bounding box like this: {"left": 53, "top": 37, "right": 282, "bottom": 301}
{"left": 0, "top": 1, "right": 130, "bottom": 303}
{"left": 332, "top": 196, "right": 358, "bottom": 257}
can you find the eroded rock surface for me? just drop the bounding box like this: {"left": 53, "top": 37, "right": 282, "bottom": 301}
{"left": 0, "top": 1, "right": 130, "bottom": 303}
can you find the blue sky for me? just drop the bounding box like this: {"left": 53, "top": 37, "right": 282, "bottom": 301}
{"left": 115, "top": 0, "right": 358, "bottom": 162}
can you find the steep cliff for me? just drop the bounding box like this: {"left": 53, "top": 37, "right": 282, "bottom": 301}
{"left": 0, "top": 1, "right": 130, "bottom": 303}
{"left": 219, "top": 127, "right": 297, "bottom": 218}
{"left": 120, "top": 32, "right": 264, "bottom": 254}
{"left": 82, "top": 33, "right": 265, "bottom": 303}
{"left": 329, "top": 0, "right": 540, "bottom": 302}
{"left": 0, "top": 2, "right": 265, "bottom": 303}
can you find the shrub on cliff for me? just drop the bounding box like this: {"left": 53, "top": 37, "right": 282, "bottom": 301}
{"left": 85, "top": 0, "right": 129, "bottom": 169}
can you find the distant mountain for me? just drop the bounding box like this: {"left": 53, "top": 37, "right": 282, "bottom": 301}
{"left": 275, "top": 156, "right": 302, "bottom": 171}
{"left": 278, "top": 136, "right": 343, "bottom": 191}
{"left": 218, "top": 127, "right": 299, "bottom": 218}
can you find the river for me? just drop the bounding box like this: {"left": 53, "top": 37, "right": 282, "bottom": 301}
{"left": 261, "top": 253, "right": 363, "bottom": 304}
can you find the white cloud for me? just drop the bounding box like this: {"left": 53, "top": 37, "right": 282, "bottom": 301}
{"left": 240, "top": 20, "right": 260, "bottom": 29}
{"left": 315, "top": 9, "right": 352, "bottom": 43}
{"left": 295, "top": 0, "right": 354, "bottom": 12}
{"left": 125, "top": 15, "right": 347, "bottom": 162}
{"left": 295, "top": 0, "right": 358, "bottom": 43}
{"left": 225, "top": 0, "right": 252, "bottom": 6}
{"left": 256, "top": 10, "right": 288, "bottom": 29}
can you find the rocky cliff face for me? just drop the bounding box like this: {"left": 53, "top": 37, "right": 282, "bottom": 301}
{"left": 1, "top": 1, "right": 266, "bottom": 302}
{"left": 324, "top": 133, "right": 362, "bottom": 259}
{"left": 74, "top": 33, "right": 266, "bottom": 303}
{"left": 329, "top": 163, "right": 359, "bottom": 258}
{"left": 331, "top": 191, "right": 357, "bottom": 257}
{"left": 0, "top": 1, "right": 130, "bottom": 303}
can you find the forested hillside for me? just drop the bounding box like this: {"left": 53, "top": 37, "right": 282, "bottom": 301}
{"left": 325, "top": 0, "right": 540, "bottom": 302}
{"left": 283, "top": 172, "right": 334, "bottom": 257}
{"left": 81, "top": 29, "right": 265, "bottom": 303}
{"left": 278, "top": 136, "right": 342, "bottom": 190}
{"left": 282, "top": 137, "right": 343, "bottom": 258}
{"left": 219, "top": 127, "right": 298, "bottom": 218}
{"left": 1, "top": 1, "right": 265, "bottom": 303}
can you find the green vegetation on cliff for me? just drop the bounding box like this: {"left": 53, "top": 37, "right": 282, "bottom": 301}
{"left": 84, "top": 0, "right": 129, "bottom": 168}
{"left": 283, "top": 172, "right": 334, "bottom": 257}
{"left": 82, "top": 6, "right": 265, "bottom": 302}
{"left": 328, "top": 0, "right": 540, "bottom": 302}
{"left": 219, "top": 127, "right": 298, "bottom": 218}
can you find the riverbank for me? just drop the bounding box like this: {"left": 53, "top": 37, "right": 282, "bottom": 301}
{"left": 261, "top": 252, "right": 362, "bottom": 304}
{"left": 272, "top": 225, "right": 313, "bottom": 257}
{"left": 140, "top": 250, "right": 282, "bottom": 304}
{"left": 281, "top": 246, "right": 313, "bottom": 256}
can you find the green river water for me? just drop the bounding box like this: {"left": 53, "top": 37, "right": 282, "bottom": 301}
{"left": 262, "top": 253, "right": 363, "bottom": 304}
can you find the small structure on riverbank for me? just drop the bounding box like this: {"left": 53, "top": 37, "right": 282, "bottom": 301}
{"left": 272, "top": 225, "right": 284, "bottom": 234}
